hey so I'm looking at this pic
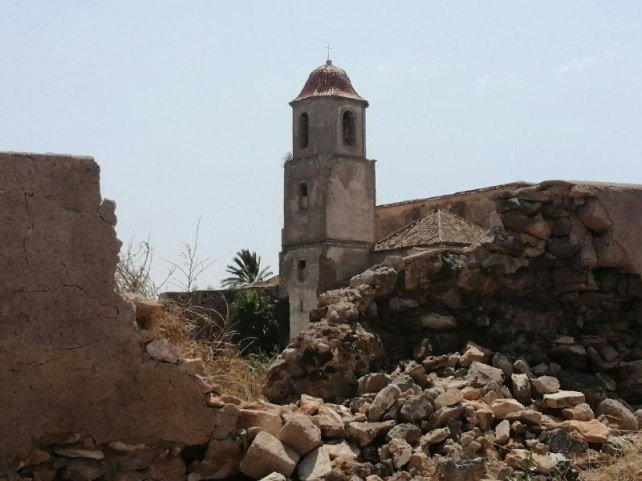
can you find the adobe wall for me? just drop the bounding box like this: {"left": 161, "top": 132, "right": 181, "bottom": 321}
{"left": 0, "top": 153, "right": 230, "bottom": 464}
{"left": 375, "top": 182, "right": 530, "bottom": 241}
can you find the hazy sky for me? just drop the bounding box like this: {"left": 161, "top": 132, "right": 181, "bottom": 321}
{"left": 1, "top": 1, "right": 641, "bottom": 290}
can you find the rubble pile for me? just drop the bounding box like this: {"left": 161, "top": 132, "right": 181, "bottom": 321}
{"left": 265, "top": 181, "right": 642, "bottom": 405}
{"left": 9, "top": 343, "right": 640, "bottom": 481}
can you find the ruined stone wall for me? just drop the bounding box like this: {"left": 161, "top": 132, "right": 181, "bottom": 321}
{"left": 266, "top": 180, "right": 642, "bottom": 406}
{"left": 375, "top": 182, "right": 530, "bottom": 241}
{"left": 0, "top": 153, "right": 230, "bottom": 465}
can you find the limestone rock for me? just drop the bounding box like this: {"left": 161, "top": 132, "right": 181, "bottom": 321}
{"left": 531, "top": 376, "right": 561, "bottom": 395}
{"left": 596, "top": 398, "right": 639, "bottom": 431}
{"left": 544, "top": 428, "right": 588, "bottom": 456}
{"left": 278, "top": 414, "right": 322, "bottom": 456}
{"left": 368, "top": 384, "right": 401, "bottom": 421}
{"left": 238, "top": 404, "right": 284, "bottom": 436}
{"left": 297, "top": 447, "right": 332, "bottom": 481}
{"left": 145, "top": 338, "right": 179, "bottom": 363}
{"left": 489, "top": 399, "right": 525, "bottom": 418}
{"left": 421, "top": 427, "right": 450, "bottom": 445}
{"left": 197, "top": 438, "right": 243, "bottom": 479}
{"left": 436, "top": 456, "right": 486, "bottom": 481}
{"left": 559, "top": 419, "right": 611, "bottom": 443}
{"left": 561, "top": 403, "right": 595, "bottom": 421}
{"left": 468, "top": 362, "right": 504, "bottom": 384}
{"left": 239, "top": 431, "right": 300, "bottom": 479}
{"left": 495, "top": 419, "right": 510, "bottom": 445}
{"left": 357, "top": 373, "right": 391, "bottom": 395}
{"left": 460, "top": 345, "right": 486, "bottom": 367}
{"left": 346, "top": 421, "right": 395, "bottom": 447}
{"left": 511, "top": 374, "right": 532, "bottom": 404}
{"left": 419, "top": 313, "right": 457, "bottom": 330}
{"left": 323, "top": 441, "right": 359, "bottom": 460}
{"left": 398, "top": 392, "right": 434, "bottom": 423}
{"left": 257, "top": 474, "right": 286, "bottom": 481}
{"left": 313, "top": 405, "right": 346, "bottom": 439}
{"left": 53, "top": 448, "right": 104, "bottom": 460}
{"left": 542, "top": 391, "right": 586, "bottom": 409}
{"left": 379, "top": 438, "right": 412, "bottom": 469}
{"left": 386, "top": 423, "right": 422, "bottom": 445}
{"left": 429, "top": 405, "right": 465, "bottom": 429}
{"left": 434, "top": 389, "right": 464, "bottom": 410}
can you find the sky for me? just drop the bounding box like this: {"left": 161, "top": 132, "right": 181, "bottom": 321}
{"left": 1, "top": 1, "right": 641, "bottom": 290}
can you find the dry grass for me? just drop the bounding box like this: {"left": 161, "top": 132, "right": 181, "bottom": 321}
{"left": 157, "top": 301, "right": 271, "bottom": 401}
{"left": 577, "top": 433, "right": 642, "bottom": 481}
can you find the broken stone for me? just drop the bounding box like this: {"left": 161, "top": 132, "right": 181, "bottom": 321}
{"left": 197, "top": 438, "right": 243, "bottom": 479}
{"left": 238, "top": 405, "right": 284, "bottom": 436}
{"left": 178, "top": 358, "right": 206, "bottom": 376}
{"left": 53, "top": 448, "right": 104, "bottom": 460}
{"left": 595, "top": 398, "right": 639, "bottom": 431}
{"left": 511, "top": 374, "right": 532, "bottom": 404}
{"left": 436, "top": 456, "right": 486, "bottom": 481}
{"left": 561, "top": 403, "right": 594, "bottom": 421}
{"left": 358, "top": 373, "right": 391, "bottom": 395}
{"left": 17, "top": 449, "right": 51, "bottom": 469}
{"left": 278, "top": 414, "right": 322, "bottom": 456}
{"left": 489, "top": 399, "right": 525, "bottom": 418}
{"left": 460, "top": 345, "right": 486, "bottom": 367}
{"left": 434, "top": 389, "right": 464, "bottom": 410}
{"left": 542, "top": 391, "right": 586, "bottom": 409}
{"left": 531, "top": 376, "right": 561, "bottom": 395}
{"left": 313, "top": 405, "right": 346, "bottom": 439}
{"left": 297, "top": 447, "right": 332, "bottom": 481}
{"left": 239, "top": 431, "right": 299, "bottom": 479}
{"left": 386, "top": 423, "right": 422, "bottom": 445}
{"left": 468, "top": 362, "right": 504, "bottom": 384}
{"left": 368, "top": 384, "right": 401, "bottom": 421}
{"left": 379, "top": 438, "right": 412, "bottom": 469}
{"left": 421, "top": 426, "right": 450, "bottom": 446}
{"left": 257, "top": 474, "right": 286, "bottom": 481}
{"left": 346, "top": 421, "right": 395, "bottom": 447}
{"left": 544, "top": 428, "right": 588, "bottom": 456}
{"left": 145, "top": 338, "right": 179, "bottom": 363}
{"left": 495, "top": 419, "right": 510, "bottom": 445}
{"left": 323, "top": 441, "right": 359, "bottom": 460}
{"left": 429, "top": 405, "right": 465, "bottom": 429}
{"left": 559, "top": 419, "right": 611, "bottom": 443}
{"left": 418, "top": 313, "right": 457, "bottom": 330}
{"left": 398, "top": 391, "right": 434, "bottom": 423}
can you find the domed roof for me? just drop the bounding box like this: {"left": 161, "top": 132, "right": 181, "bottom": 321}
{"left": 291, "top": 60, "right": 368, "bottom": 106}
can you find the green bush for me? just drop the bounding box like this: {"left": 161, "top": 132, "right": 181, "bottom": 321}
{"left": 229, "top": 290, "right": 279, "bottom": 354}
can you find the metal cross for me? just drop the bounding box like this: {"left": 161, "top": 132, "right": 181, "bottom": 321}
{"left": 325, "top": 43, "right": 332, "bottom": 61}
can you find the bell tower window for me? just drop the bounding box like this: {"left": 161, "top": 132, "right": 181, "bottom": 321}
{"left": 298, "top": 113, "right": 309, "bottom": 148}
{"left": 298, "top": 182, "right": 308, "bottom": 210}
{"left": 342, "top": 110, "right": 356, "bottom": 146}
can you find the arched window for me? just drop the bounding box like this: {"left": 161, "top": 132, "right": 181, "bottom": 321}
{"left": 342, "top": 110, "right": 356, "bottom": 146}
{"left": 298, "top": 113, "right": 309, "bottom": 148}
{"left": 298, "top": 182, "right": 308, "bottom": 210}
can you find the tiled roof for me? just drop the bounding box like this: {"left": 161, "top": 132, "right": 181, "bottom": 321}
{"left": 291, "top": 60, "right": 368, "bottom": 105}
{"left": 374, "top": 209, "right": 486, "bottom": 252}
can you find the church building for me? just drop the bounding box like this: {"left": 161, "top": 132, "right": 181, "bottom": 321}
{"left": 280, "top": 60, "right": 528, "bottom": 336}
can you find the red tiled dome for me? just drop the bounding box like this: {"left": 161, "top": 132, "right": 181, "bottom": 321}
{"left": 291, "top": 60, "right": 368, "bottom": 106}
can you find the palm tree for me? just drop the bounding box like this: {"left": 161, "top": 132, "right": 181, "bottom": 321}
{"left": 221, "top": 249, "right": 273, "bottom": 289}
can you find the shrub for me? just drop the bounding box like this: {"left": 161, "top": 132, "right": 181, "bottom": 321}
{"left": 229, "top": 290, "right": 279, "bottom": 354}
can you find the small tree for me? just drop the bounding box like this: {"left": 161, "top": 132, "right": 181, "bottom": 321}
{"left": 221, "top": 249, "right": 272, "bottom": 289}
{"left": 229, "top": 290, "right": 279, "bottom": 354}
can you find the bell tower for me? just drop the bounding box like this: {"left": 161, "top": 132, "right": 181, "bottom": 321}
{"left": 280, "top": 60, "right": 376, "bottom": 337}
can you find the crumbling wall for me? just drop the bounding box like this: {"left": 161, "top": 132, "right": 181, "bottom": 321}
{"left": 265, "top": 181, "right": 642, "bottom": 405}
{"left": 375, "top": 182, "right": 530, "bottom": 240}
{"left": 0, "top": 153, "right": 231, "bottom": 465}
